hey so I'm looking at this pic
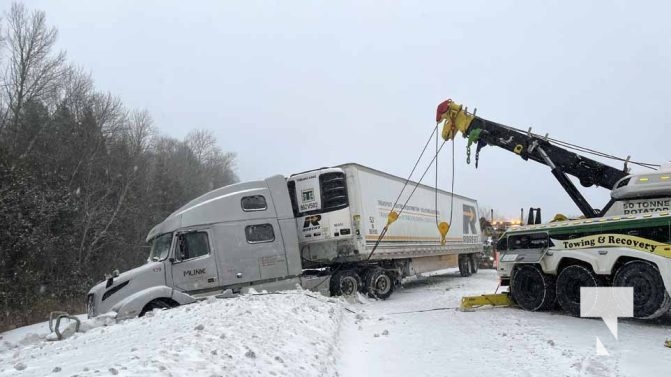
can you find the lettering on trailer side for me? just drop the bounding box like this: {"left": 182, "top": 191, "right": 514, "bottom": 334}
{"left": 463, "top": 204, "right": 477, "bottom": 234}
{"left": 303, "top": 215, "right": 321, "bottom": 228}
{"left": 375, "top": 199, "right": 442, "bottom": 225}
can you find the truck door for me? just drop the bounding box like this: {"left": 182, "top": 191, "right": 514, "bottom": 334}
{"left": 215, "top": 219, "right": 288, "bottom": 286}
{"left": 170, "top": 229, "right": 220, "bottom": 297}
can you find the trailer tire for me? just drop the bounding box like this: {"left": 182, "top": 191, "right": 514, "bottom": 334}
{"left": 511, "top": 265, "right": 556, "bottom": 312}
{"left": 363, "top": 267, "right": 394, "bottom": 300}
{"left": 459, "top": 255, "right": 472, "bottom": 277}
{"left": 330, "top": 270, "right": 362, "bottom": 297}
{"left": 469, "top": 254, "right": 479, "bottom": 274}
{"left": 556, "top": 265, "right": 603, "bottom": 317}
{"left": 613, "top": 260, "right": 671, "bottom": 319}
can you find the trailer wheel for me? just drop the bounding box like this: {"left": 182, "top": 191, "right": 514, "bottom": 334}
{"left": 458, "top": 255, "right": 472, "bottom": 277}
{"left": 511, "top": 265, "right": 556, "bottom": 312}
{"left": 469, "top": 254, "right": 479, "bottom": 274}
{"left": 330, "top": 270, "right": 362, "bottom": 297}
{"left": 613, "top": 260, "right": 671, "bottom": 319}
{"left": 363, "top": 267, "right": 394, "bottom": 300}
{"left": 556, "top": 265, "right": 603, "bottom": 317}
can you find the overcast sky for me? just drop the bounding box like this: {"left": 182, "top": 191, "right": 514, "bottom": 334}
{"left": 19, "top": 0, "right": 671, "bottom": 221}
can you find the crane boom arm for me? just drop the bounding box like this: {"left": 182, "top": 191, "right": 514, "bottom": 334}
{"left": 435, "top": 99, "right": 629, "bottom": 218}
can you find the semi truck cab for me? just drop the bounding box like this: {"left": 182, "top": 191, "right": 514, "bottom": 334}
{"left": 87, "top": 175, "right": 302, "bottom": 319}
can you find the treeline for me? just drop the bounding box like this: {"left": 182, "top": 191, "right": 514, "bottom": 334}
{"left": 0, "top": 3, "right": 238, "bottom": 331}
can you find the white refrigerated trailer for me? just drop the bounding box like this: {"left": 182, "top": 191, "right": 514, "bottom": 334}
{"left": 291, "top": 163, "right": 482, "bottom": 275}
{"left": 87, "top": 163, "right": 482, "bottom": 319}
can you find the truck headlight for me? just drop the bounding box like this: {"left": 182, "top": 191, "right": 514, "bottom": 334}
{"left": 489, "top": 256, "right": 494, "bottom": 261}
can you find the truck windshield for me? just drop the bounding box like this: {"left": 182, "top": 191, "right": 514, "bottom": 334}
{"left": 148, "top": 233, "right": 173, "bottom": 261}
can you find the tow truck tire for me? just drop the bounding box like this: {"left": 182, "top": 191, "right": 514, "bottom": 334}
{"left": 613, "top": 260, "right": 671, "bottom": 319}
{"left": 469, "top": 254, "right": 479, "bottom": 274}
{"left": 459, "top": 255, "right": 472, "bottom": 277}
{"left": 363, "top": 267, "right": 394, "bottom": 300}
{"left": 511, "top": 265, "right": 556, "bottom": 312}
{"left": 556, "top": 265, "right": 603, "bottom": 317}
{"left": 330, "top": 270, "right": 362, "bottom": 297}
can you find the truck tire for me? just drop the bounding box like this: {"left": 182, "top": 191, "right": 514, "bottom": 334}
{"left": 459, "top": 255, "right": 472, "bottom": 277}
{"left": 139, "top": 299, "right": 176, "bottom": 317}
{"left": 469, "top": 254, "right": 479, "bottom": 274}
{"left": 511, "top": 265, "right": 556, "bottom": 312}
{"left": 363, "top": 267, "right": 394, "bottom": 300}
{"left": 556, "top": 265, "right": 603, "bottom": 317}
{"left": 330, "top": 270, "right": 362, "bottom": 297}
{"left": 613, "top": 260, "right": 671, "bottom": 319}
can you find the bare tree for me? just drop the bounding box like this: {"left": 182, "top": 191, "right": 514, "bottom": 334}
{"left": 126, "top": 109, "right": 154, "bottom": 158}
{"left": 1, "top": 2, "right": 66, "bottom": 154}
{"left": 60, "top": 64, "right": 93, "bottom": 119}
{"left": 186, "top": 129, "right": 217, "bottom": 164}
{"left": 91, "top": 92, "right": 124, "bottom": 137}
{"left": 0, "top": 15, "right": 6, "bottom": 125}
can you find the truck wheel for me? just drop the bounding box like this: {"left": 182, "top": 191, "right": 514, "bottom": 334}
{"left": 511, "top": 265, "right": 556, "bottom": 312}
{"left": 139, "top": 299, "right": 175, "bottom": 317}
{"left": 364, "top": 267, "right": 394, "bottom": 300}
{"left": 613, "top": 260, "right": 671, "bottom": 319}
{"left": 556, "top": 265, "right": 603, "bottom": 317}
{"left": 330, "top": 270, "right": 362, "bottom": 297}
{"left": 459, "top": 255, "right": 472, "bottom": 277}
{"left": 469, "top": 254, "right": 479, "bottom": 274}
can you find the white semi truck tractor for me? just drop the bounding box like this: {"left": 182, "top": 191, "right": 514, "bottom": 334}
{"left": 87, "top": 163, "right": 482, "bottom": 319}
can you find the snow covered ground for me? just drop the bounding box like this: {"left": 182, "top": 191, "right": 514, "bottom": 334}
{"left": 338, "top": 269, "right": 671, "bottom": 377}
{"left": 2, "top": 270, "right": 671, "bottom": 377}
{"left": 0, "top": 292, "right": 343, "bottom": 377}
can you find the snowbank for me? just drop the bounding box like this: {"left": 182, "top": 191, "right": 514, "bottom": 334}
{"left": 0, "top": 291, "right": 344, "bottom": 377}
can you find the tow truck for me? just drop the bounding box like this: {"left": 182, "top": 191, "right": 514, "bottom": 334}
{"left": 436, "top": 98, "right": 671, "bottom": 319}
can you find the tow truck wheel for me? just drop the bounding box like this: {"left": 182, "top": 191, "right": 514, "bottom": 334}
{"left": 363, "top": 267, "right": 394, "bottom": 300}
{"left": 556, "top": 265, "right": 603, "bottom": 317}
{"left": 459, "top": 255, "right": 472, "bottom": 277}
{"left": 330, "top": 270, "right": 362, "bottom": 297}
{"left": 511, "top": 265, "right": 556, "bottom": 311}
{"left": 613, "top": 260, "right": 671, "bottom": 319}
